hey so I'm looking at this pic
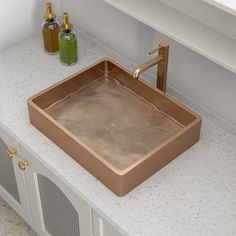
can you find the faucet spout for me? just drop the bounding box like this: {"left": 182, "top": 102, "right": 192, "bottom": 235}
{"left": 132, "top": 56, "right": 163, "bottom": 79}
{"left": 132, "top": 42, "right": 169, "bottom": 92}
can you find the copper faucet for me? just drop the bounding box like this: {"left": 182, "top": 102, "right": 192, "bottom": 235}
{"left": 133, "top": 42, "right": 169, "bottom": 92}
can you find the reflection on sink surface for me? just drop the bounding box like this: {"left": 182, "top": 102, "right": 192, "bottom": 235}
{"left": 28, "top": 58, "right": 201, "bottom": 196}
{"left": 45, "top": 77, "right": 182, "bottom": 171}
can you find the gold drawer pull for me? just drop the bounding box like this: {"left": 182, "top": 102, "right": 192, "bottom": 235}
{"left": 18, "top": 160, "right": 30, "bottom": 171}
{"left": 5, "top": 149, "right": 17, "bottom": 159}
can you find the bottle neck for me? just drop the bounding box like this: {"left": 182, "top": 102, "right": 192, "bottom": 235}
{"left": 63, "top": 29, "right": 72, "bottom": 34}
{"left": 46, "top": 18, "right": 55, "bottom": 23}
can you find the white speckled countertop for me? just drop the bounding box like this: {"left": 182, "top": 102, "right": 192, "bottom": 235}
{"left": 0, "top": 30, "right": 236, "bottom": 236}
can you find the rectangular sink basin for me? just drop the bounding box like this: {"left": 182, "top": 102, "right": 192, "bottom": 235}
{"left": 28, "top": 58, "right": 201, "bottom": 196}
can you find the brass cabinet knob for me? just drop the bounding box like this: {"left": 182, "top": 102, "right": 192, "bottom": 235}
{"left": 18, "top": 160, "right": 30, "bottom": 171}
{"left": 5, "top": 149, "right": 17, "bottom": 159}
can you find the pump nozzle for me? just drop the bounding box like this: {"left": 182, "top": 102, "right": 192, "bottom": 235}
{"left": 62, "top": 12, "right": 73, "bottom": 30}
{"left": 44, "top": 2, "right": 55, "bottom": 20}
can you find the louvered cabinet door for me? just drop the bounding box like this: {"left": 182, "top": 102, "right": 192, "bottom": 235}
{"left": 0, "top": 125, "right": 32, "bottom": 226}
{"left": 21, "top": 145, "right": 92, "bottom": 236}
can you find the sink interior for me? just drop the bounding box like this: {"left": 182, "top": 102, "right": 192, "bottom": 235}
{"left": 45, "top": 76, "right": 183, "bottom": 171}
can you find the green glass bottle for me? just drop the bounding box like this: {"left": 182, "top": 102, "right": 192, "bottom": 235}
{"left": 59, "top": 13, "right": 78, "bottom": 66}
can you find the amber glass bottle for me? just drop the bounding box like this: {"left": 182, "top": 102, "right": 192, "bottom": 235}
{"left": 42, "top": 2, "right": 59, "bottom": 54}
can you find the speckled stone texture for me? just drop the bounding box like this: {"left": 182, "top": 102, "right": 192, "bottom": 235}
{"left": 0, "top": 30, "right": 235, "bottom": 236}
{"left": 0, "top": 197, "right": 37, "bottom": 236}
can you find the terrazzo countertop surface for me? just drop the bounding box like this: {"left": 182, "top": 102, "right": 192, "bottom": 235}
{"left": 0, "top": 31, "right": 236, "bottom": 236}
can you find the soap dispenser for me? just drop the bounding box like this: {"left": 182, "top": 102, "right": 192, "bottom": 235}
{"left": 42, "top": 2, "right": 59, "bottom": 54}
{"left": 59, "top": 13, "right": 78, "bottom": 66}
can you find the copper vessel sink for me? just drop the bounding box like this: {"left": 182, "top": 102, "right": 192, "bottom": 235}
{"left": 28, "top": 58, "right": 201, "bottom": 196}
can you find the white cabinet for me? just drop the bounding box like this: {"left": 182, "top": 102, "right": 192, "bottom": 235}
{"left": 92, "top": 210, "right": 124, "bottom": 236}
{"left": 21, "top": 145, "right": 92, "bottom": 236}
{"left": 0, "top": 125, "right": 32, "bottom": 226}
{"left": 0, "top": 124, "right": 124, "bottom": 236}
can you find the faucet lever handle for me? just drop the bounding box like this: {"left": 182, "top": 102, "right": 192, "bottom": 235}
{"left": 149, "top": 46, "right": 161, "bottom": 55}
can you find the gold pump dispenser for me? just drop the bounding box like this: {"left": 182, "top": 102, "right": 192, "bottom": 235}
{"left": 61, "top": 12, "right": 73, "bottom": 30}
{"left": 42, "top": 2, "right": 59, "bottom": 54}
{"left": 44, "top": 2, "right": 55, "bottom": 20}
